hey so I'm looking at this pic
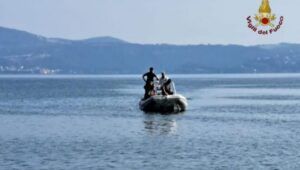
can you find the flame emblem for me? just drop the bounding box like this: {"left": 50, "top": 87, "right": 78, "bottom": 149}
{"left": 254, "top": 0, "right": 276, "bottom": 27}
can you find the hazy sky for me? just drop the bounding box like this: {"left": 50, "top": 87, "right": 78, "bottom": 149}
{"left": 0, "top": 0, "right": 298, "bottom": 45}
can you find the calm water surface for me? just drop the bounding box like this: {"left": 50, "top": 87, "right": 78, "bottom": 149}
{"left": 1, "top": 74, "right": 300, "bottom": 169}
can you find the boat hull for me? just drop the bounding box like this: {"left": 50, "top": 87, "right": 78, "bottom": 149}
{"left": 139, "top": 94, "right": 188, "bottom": 113}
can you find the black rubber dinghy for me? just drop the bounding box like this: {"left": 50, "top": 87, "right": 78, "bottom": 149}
{"left": 139, "top": 94, "right": 188, "bottom": 113}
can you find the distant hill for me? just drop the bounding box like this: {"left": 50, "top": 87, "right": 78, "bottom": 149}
{"left": 0, "top": 26, "right": 300, "bottom": 74}
{"left": 80, "top": 36, "right": 127, "bottom": 44}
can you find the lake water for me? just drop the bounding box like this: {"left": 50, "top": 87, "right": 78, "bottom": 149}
{"left": 1, "top": 74, "right": 300, "bottom": 169}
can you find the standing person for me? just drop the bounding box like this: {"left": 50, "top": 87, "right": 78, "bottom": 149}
{"left": 159, "top": 72, "right": 169, "bottom": 88}
{"left": 142, "top": 67, "right": 158, "bottom": 99}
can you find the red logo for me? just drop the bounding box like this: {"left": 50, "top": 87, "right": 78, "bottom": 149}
{"left": 247, "top": 0, "right": 284, "bottom": 35}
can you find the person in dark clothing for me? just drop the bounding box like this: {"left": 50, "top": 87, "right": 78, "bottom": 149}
{"left": 142, "top": 67, "right": 158, "bottom": 99}
{"left": 162, "top": 79, "right": 174, "bottom": 96}
{"left": 143, "top": 67, "right": 158, "bottom": 84}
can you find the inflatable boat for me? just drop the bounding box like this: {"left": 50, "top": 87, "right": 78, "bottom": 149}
{"left": 139, "top": 94, "right": 188, "bottom": 113}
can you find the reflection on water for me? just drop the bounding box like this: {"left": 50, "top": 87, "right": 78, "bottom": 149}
{"left": 1, "top": 75, "right": 300, "bottom": 169}
{"left": 143, "top": 114, "right": 178, "bottom": 135}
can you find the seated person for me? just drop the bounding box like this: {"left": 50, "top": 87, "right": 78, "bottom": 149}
{"left": 162, "top": 79, "right": 174, "bottom": 96}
